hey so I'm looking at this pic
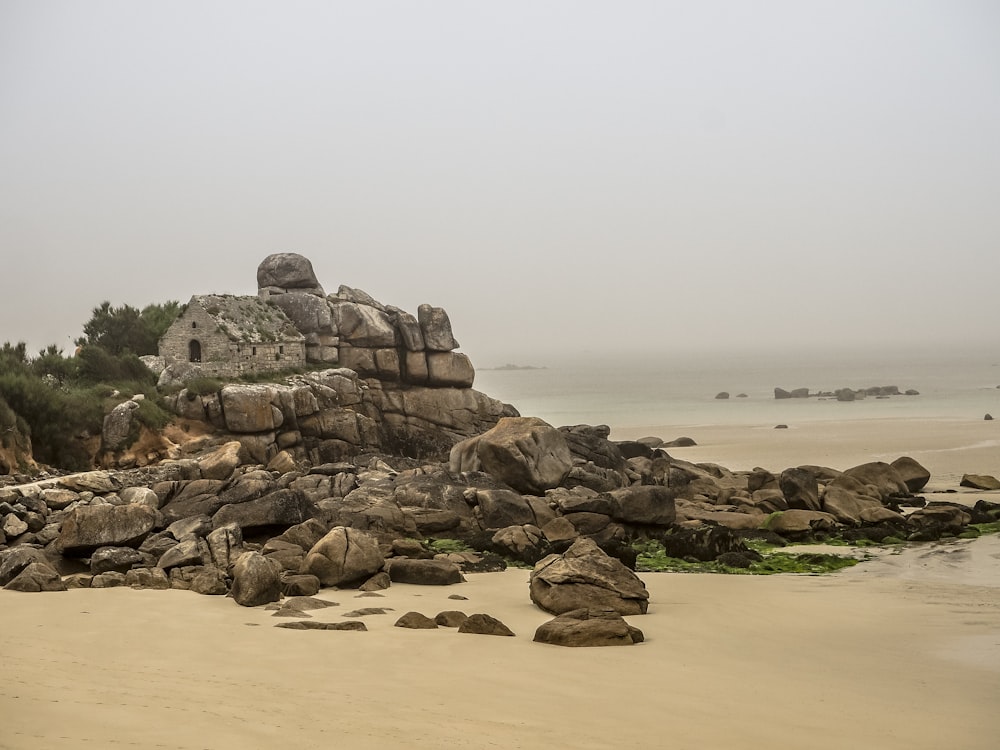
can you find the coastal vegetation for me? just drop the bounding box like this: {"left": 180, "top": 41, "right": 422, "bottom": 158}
{"left": 0, "top": 301, "right": 180, "bottom": 470}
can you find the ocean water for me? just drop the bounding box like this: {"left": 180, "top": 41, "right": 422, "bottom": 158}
{"left": 473, "top": 347, "right": 1000, "bottom": 435}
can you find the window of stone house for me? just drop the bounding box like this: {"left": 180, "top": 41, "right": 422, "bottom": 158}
{"left": 189, "top": 340, "right": 202, "bottom": 363}
{"left": 252, "top": 346, "right": 257, "bottom": 356}
{"left": 191, "top": 322, "right": 197, "bottom": 329}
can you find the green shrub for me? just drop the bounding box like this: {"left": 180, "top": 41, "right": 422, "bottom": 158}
{"left": 185, "top": 377, "right": 224, "bottom": 396}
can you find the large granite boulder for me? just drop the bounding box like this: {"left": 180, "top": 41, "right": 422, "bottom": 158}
{"left": 211, "top": 489, "right": 318, "bottom": 532}
{"left": 890, "top": 457, "right": 931, "bottom": 493}
{"left": 386, "top": 558, "right": 464, "bottom": 585}
{"left": 102, "top": 400, "right": 140, "bottom": 451}
{"left": 779, "top": 467, "right": 821, "bottom": 511}
{"left": 450, "top": 417, "right": 573, "bottom": 494}
{"left": 4, "top": 562, "right": 67, "bottom": 592}
{"left": 257, "top": 252, "right": 324, "bottom": 294}
{"left": 417, "top": 304, "right": 458, "bottom": 351}
{"left": 608, "top": 485, "right": 676, "bottom": 526}
{"left": 426, "top": 352, "right": 475, "bottom": 388}
{"left": 842, "top": 462, "right": 909, "bottom": 500}
{"left": 765, "top": 509, "right": 839, "bottom": 539}
{"left": 219, "top": 385, "right": 282, "bottom": 433}
{"left": 0, "top": 547, "right": 49, "bottom": 586}
{"left": 529, "top": 537, "right": 649, "bottom": 616}
{"left": 533, "top": 608, "right": 644, "bottom": 647}
{"left": 197, "top": 441, "right": 245, "bottom": 481}
{"left": 300, "top": 526, "right": 385, "bottom": 587}
{"left": 332, "top": 302, "right": 397, "bottom": 348}
{"left": 56, "top": 503, "right": 158, "bottom": 556}
{"left": 230, "top": 551, "right": 283, "bottom": 607}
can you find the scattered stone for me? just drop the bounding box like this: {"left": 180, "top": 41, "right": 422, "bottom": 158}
{"left": 986, "top": 414, "right": 994, "bottom": 421}
{"left": 715, "top": 392, "right": 730, "bottom": 400}
{"left": 529, "top": 537, "right": 649, "bottom": 616}
{"left": 434, "top": 610, "right": 468, "bottom": 627}
{"left": 276, "top": 621, "right": 367, "bottom": 631}
{"left": 457, "top": 613, "right": 515, "bottom": 636}
{"left": 960, "top": 474, "right": 1000, "bottom": 491}
{"left": 533, "top": 608, "right": 644, "bottom": 647}
{"left": 448, "top": 594, "right": 468, "bottom": 600}
{"left": 394, "top": 611, "right": 439, "bottom": 629}
{"left": 342, "top": 607, "right": 394, "bottom": 617}
{"left": 774, "top": 424, "right": 788, "bottom": 429}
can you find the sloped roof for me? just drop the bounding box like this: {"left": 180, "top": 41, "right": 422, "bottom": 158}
{"left": 190, "top": 294, "right": 305, "bottom": 344}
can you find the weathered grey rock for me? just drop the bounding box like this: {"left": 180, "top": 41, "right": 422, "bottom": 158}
{"left": 257, "top": 252, "right": 324, "bottom": 292}
{"left": 907, "top": 504, "right": 972, "bottom": 539}
{"left": 417, "top": 304, "right": 458, "bottom": 351}
{"left": 4, "top": 562, "right": 66, "bottom": 592}
{"left": 533, "top": 608, "right": 644, "bottom": 647}
{"left": 300, "top": 527, "right": 385, "bottom": 587}
{"left": 56, "top": 503, "right": 158, "bottom": 556}
{"left": 0, "top": 547, "right": 49, "bottom": 585}
{"left": 281, "top": 574, "right": 321, "bottom": 597}
{"left": 450, "top": 417, "right": 572, "bottom": 494}
{"left": 386, "top": 558, "right": 464, "bottom": 585}
{"left": 434, "top": 610, "right": 468, "bottom": 628}
{"left": 168, "top": 514, "right": 213, "bottom": 541}
{"left": 58, "top": 471, "right": 119, "bottom": 493}
{"left": 157, "top": 538, "right": 205, "bottom": 570}
{"left": 359, "top": 571, "right": 391, "bottom": 591}
{"left": 190, "top": 567, "right": 230, "bottom": 595}
{"left": 388, "top": 307, "right": 424, "bottom": 351}
{"left": 765, "top": 509, "right": 839, "bottom": 538}
{"left": 960, "top": 473, "right": 1000, "bottom": 491}
{"left": 275, "top": 620, "right": 367, "bottom": 631}
{"left": 842, "top": 462, "right": 909, "bottom": 500}
{"left": 475, "top": 489, "right": 536, "bottom": 529}
{"left": 219, "top": 385, "right": 281, "bottom": 433}
{"left": 206, "top": 523, "right": 244, "bottom": 571}
{"left": 457, "top": 613, "right": 514, "bottom": 636}
{"left": 332, "top": 302, "right": 397, "bottom": 347}
{"left": 102, "top": 400, "right": 140, "bottom": 451}
{"left": 608, "top": 485, "right": 676, "bottom": 526}
{"left": 268, "top": 292, "right": 333, "bottom": 334}
{"left": 198, "top": 441, "right": 245, "bottom": 481}
{"left": 2, "top": 514, "right": 28, "bottom": 538}
{"left": 426, "top": 352, "right": 475, "bottom": 388}
{"left": 125, "top": 567, "right": 171, "bottom": 589}
{"left": 91, "top": 571, "right": 127, "bottom": 588}
{"left": 890, "top": 457, "right": 931, "bottom": 492}
{"left": 91, "top": 546, "right": 145, "bottom": 575}
{"left": 491, "top": 524, "right": 548, "bottom": 564}
{"left": 40, "top": 488, "right": 79, "bottom": 511}
{"left": 119, "top": 486, "right": 161, "bottom": 509}
{"left": 530, "top": 537, "right": 649, "bottom": 616}
{"left": 231, "top": 551, "right": 283, "bottom": 607}
{"left": 779, "top": 467, "right": 821, "bottom": 511}
{"left": 394, "top": 611, "right": 439, "bottom": 629}
{"left": 212, "top": 489, "right": 318, "bottom": 532}
{"left": 661, "top": 526, "right": 753, "bottom": 562}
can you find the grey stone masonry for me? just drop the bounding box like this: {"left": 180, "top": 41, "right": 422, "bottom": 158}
{"left": 159, "top": 295, "right": 306, "bottom": 377}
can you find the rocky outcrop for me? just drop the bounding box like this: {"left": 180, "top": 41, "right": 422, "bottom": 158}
{"left": 529, "top": 537, "right": 649, "bottom": 616}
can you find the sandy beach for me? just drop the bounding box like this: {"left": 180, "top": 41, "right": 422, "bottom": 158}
{"left": 2, "top": 416, "right": 999, "bottom": 749}
{"left": 613, "top": 416, "right": 1000, "bottom": 490}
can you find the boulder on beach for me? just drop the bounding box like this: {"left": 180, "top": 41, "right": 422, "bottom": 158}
{"left": 449, "top": 416, "right": 572, "bottom": 494}
{"left": 960, "top": 474, "right": 1000, "bottom": 491}
{"left": 533, "top": 608, "right": 644, "bottom": 647}
{"left": 529, "top": 537, "right": 649, "bottom": 616}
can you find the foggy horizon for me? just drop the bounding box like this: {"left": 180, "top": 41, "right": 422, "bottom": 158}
{"left": 2, "top": 2, "right": 998, "bottom": 367}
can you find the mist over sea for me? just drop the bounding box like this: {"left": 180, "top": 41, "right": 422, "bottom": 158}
{"left": 473, "top": 346, "right": 1000, "bottom": 436}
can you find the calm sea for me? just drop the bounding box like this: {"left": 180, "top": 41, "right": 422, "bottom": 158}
{"left": 473, "top": 346, "right": 1000, "bottom": 435}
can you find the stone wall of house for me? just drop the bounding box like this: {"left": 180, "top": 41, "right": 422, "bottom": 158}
{"left": 160, "top": 304, "right": 307, "bottom": 379}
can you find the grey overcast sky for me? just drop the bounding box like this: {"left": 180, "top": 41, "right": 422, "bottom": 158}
{"left": 1, "top": 1, "right": 998, "bottom": 366}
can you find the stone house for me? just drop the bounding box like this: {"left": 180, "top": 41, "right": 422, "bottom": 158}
{"left": 159, "top": 294, "right": 306, "bottom": 378}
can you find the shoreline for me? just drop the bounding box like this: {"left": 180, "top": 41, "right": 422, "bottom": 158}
{"left": 612, "top": 416, "right": 1000, "bottom": 488}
